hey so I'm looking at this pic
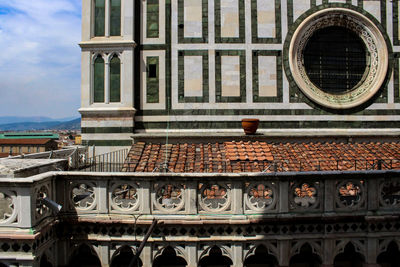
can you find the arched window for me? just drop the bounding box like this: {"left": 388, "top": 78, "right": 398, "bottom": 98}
{"left": 110, "top": 0, "right": 121, "bottom": 36}
{"left": 110, "top": 55, "right": 121, "bottom": 102}
{"left": 94, "top": 55, "right": 105, "bottom": 103}
{"left": 94, "top": 0, "right": 105, "bottom": 36}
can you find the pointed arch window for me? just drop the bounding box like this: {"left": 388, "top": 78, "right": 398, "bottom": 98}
{"left": 110, "top": 55, "right": 121, "bottom": 102}
{"left": 110, "top": 0, "right": 121, "bottom": 36}
{"left": 94, "top": 55, "right": 105, "bottom": 103}
{"left": 94, "top": 0, "right": 105, "bottom": 36}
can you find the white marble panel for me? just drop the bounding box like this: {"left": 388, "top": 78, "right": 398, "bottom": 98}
{"left": 363, "top": 1, "right": 381, "bottom": 22}
{"left": 221, "top": 56, "right": 240, "bottom": 97}
{"left": 293, "top": 0, "right": 310, "bottom": 23}
{"left": 258, "top": 56, "right": 277, "bottom": 97}
{"left": 184, "top": 56, "right": 203, "bottom": 97}
{"left": 257, "top": 0, "right": 275, "bottom": 38}
{"left": 184, "top": 0, "right": 203, "bottom": 37}
{"left": 221, "top": 0, "right": 239, "bottom": 37}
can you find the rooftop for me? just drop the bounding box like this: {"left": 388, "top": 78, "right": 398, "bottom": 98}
{"left": 122, "top": 141, "right": 400, "bottom": 173}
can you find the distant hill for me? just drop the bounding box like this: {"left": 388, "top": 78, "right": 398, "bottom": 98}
{"left": 0, "top": 118, "right": 81, "bottom": 131}
{"left": 0, "top": 116, "right": 78, "bottom": 125}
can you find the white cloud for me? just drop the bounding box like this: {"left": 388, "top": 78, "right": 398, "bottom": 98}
{"left": 0, "top": 0, "right": 81, "bottom": 118}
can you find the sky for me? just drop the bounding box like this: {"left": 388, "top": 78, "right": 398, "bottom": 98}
{"left": 0, "top": 0, "right": 82, "bottom": 119}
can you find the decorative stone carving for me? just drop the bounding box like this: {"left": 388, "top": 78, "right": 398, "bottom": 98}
{"left": 336, "top": 180, "right": 365, "bottom": 209}
{"left": 289, "top": 181, "right": 320, "bottom": 210}
{"left": 35, "top": 185, "right": 51, "bottom": 218}
{"left": 287, "top": 8, "right": 388, "bottom": 109}
{"left": 0, "top": 192, "right": 14, "bottom": 223}
{"left": 153, "top": 183, "right": 185, "bottom": 212}
{"left": 245, "top": 182, "right": 277, "bottom": 212}
{"left": 71, "top": 183, "right": 96, "bottom": 210}
{"left": 110, "top": 183, "right": 139, "bottom": 212}
{"left": 380, "top": 180, "right": 400, "bottom": 207}
{"left": 199, "top": 183, "right": 231, "bottom": 212}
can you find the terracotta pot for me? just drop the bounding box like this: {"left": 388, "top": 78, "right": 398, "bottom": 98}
{"left": 241, "top": 119, "right": 259, "bottom": 135}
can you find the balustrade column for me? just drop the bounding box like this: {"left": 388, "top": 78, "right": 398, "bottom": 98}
{"left": 97, "top": 180, "right": 108, "bottom": 213}
{"left": 231, "top": 243, "right": 243, "bottom": 267}
{"left": 98, "top": 243, "right": 110, "bottom": 266}
{"left": 366, "top": 238, "right": 379, "bottom": 266}
{"left": 232, "top": 181, "right": 243, "bottom": 214}
{"left": 279, "top": 181, "right": 289, "bottom": 213}
{"left": 140, "top": 244, "right": 152, "bottom": 266}
{"left": 186, "top": 243, "right": 197, "bottom": 267}
{"left": 186, "top": 181, "right": 197, "bottom": 214}
{"left": 278, "top": 240, "right": 290, "bottom": 267}
{"left": 140, "top": 181, "right": 151, "bottom": 214}
{"left": 324, "top": 179, "right": 335, "bottom": 212}
{"left": 19, "top": 187, "right": 33, "bottom": 228}
{"left": 367, "top": 179, "right": 379, "bottom": 211}
{"left": 323, "top": 239, "right": 334, "bottom": 266}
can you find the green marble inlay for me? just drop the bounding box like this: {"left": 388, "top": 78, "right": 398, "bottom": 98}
{"left": 393, "top": 0, "right": 400, "bottom": 46}
{"left": 137, "top": 107, "right": 400, "bottom": 117}
{"left": 146, "top": 56, "right": 160, "bottom": 103}
{"left": 251, "top": 0, "right": 281, "bottom": 44}
{"left": 147, "top": 0, "right": 160, "bottom": 38}
{"left": 215, "top": 50, "right": 246, "bottom": 103}
{"left": 215, "top": 0, "right": 245, "bottom": 43}
{"left": 135, "top": 120, "right": 400, "bottom": 130}
{"left": 394, "top": 54, "right": 400, "bottom": 103}
{"left": 253, "top": 50, "right": 283, "bottom": 103}
{"left": 178, "top": 50, "right": 209, "bottom": 103}
{"left": 178, "top": 0, "right": 208, "bottom": 43}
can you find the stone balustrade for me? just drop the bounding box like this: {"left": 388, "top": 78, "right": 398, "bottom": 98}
{"left": 2, "top": 170, "right": 400, "bottom": 229}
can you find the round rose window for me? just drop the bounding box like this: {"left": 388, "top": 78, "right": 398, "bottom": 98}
{"left": 287, "top": 8, "right": 388, "bottom": 109}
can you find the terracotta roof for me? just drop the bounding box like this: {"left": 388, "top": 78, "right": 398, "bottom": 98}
{"left": 0, "top": 139, "right": 52, "bottom": 145}
{"left": 122, "top": 141, "right": 400, "bottom": 173}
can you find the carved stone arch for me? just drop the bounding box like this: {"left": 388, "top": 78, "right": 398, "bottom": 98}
{"left": 110, "top": 245, "right": 142, "bottom": 267}
{"left": 68, "top": 243, "right": 101, "bottom": 267}
{"left": 153, "top": 245, "right": 188, "bottom": 267}
{"left": 289, "top": 241, "right": 322, "bottom": 266}
{"left": 199, "top": 245, "right": 233, "bottom": 267}
{"left": 153, "top": 245, "right": 188, "bottom": 262}
{"left": 107, "top": 52, "right": 122, "bottom": 63}
{"left": 290, "top": 240, "right": 322, "bottom": 260}
{"left": 379, "top": 238, "right": 400, "bottom": 255}
{"left": 377, "top": 239, "right": 400, "bottom": 266}
{"left": 333, "top": 239, "right": 366, "bottom": 261}
{"left": 92, "top": 52, "right": 105, "bottom": 64}
{"left": 244, "top": 243, "right": 279, "bottom": 267}
{"left": 334, "top": 240, "right": 366, "bottom": 266}
{"left": 199, "top": 245, "right": 232, "bottom": 262}
{"left": 245, "top": 242, "right": 279, "bottom": 261}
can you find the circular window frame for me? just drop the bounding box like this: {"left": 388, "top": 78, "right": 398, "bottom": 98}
{"left": 288, "top": 8, "right": 388, "bottom": 109}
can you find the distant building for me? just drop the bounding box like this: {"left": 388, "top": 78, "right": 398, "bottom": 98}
{"left": 0, "top": 132, "right": 59, "bottom": 157}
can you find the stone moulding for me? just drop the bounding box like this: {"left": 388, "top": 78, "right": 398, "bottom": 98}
{"left": 288, "top": 8, "right": 388, "bottom": 109}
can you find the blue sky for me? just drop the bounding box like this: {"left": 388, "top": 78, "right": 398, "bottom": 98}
{"left": 0, "top": 0, "right": 82, "bottom": 119}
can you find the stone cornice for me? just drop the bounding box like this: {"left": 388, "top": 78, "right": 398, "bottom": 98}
{"left": 79, "top": 40, "right": 136, "bottom": 49}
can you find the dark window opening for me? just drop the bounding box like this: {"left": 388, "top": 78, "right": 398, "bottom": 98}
{"left": 303, "top": 26, "right": 367, "bottom": 94}
{"left": 148, "top": 64, "right": 157, "bottom": 78}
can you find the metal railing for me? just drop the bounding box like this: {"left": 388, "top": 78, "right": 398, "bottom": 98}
{"left": 81, "top": 148, "right": 129, "bottom": 172}
{"left": 123, "top": 158, "right": 400, "bottom": 173}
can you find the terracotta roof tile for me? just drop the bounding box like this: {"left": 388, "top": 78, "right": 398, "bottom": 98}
{"left": 122, "top": 141, "right": 400, "bottom": 173}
